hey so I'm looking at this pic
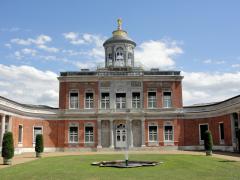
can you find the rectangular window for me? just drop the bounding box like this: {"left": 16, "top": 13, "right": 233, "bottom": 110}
{"left": 163, "top": 92, "right": 172, "bottom": 108}
{"left": 18, "top": 125, "right": 23, "bottom": 144}
{"left": 33, "top": 127, "right": 42, "bottom": 143}
{"left": 199, "top": 124, "right": 209, "bottom": 142}
{"left": 69, "top": 126, "right": 78, "bottom": 143}
{"left": 69, "top": 91, "right": 79, "bottom": 109}
{"left": 101, "top": 93, "right": 110, "bottom": 109}
{"left": 148, "top": 92, "right": 156, "bottom": 108}
{"left": 149, "top": 125, "right": 157, "bottom": 142}
{"left": 164, "top": 125, "right": 173, "bottom": 141}
{"left": 85, "top": 126, "right": 94, "bottom": 143}
{"left": 219, "top": 123, "right": 225, "bottom": 142}
{"left": 85, "top": 92, "right": 94, "bottom": 109}
{"left": 116, "top": 93, "right": 126, "bottom": 109}
{"left": 132, "top": 92, "right": 140, "bottom": 109}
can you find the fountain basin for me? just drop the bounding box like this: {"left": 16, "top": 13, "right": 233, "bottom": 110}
{"left": 91, "top": 160, "right": 162, "bottom": 168}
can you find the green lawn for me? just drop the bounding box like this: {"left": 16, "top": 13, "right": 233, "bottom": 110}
{"left": 0, "top": 154, "right": 240, "bottom": 180}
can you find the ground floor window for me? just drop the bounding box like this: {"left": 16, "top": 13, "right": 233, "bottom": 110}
{"left": 85, "top": 126, "right": 94, "bottom": 143}
{"left": 199, "top": 124, "right": 208, "bottom": 144}
{"left": 69, "top": 126, "right": 78, "bottom": 143}
{"left": 33, "top": 126, "right": 42, "bottom": 143}
{"left": 18, "top": 125, "right": 23, "bottom": 144}
{"left": 164, "top": 125, "right": 173, "bottom": 141}
{"left": 149, "top": 125, "right": 157, "bottom": 142}
{"left": 219, "top": 123, "right": 225, "bottom": 144}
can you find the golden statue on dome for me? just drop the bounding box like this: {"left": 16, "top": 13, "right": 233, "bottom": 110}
{"left": 117, "top": 18, "right": 122, "bottom": 30}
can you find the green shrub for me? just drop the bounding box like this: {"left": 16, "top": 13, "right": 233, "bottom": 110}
{"left": 35, "top": 134, "right": 44, "bottom": 153}
{"left": 1, "top": 132, "right": 14, "bottom": 159}
{"left": 204, "top": 131, "right": 213, "bottom": 151}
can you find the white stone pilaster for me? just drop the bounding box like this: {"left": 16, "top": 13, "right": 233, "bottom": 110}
{"left": 97, "top": 119, "right": 102, "bottom": 148}
{"left": 1, "top": 114, "right": 6, "bottom": 145}
{"left": 109, "top": 119, "right": 114, "bottom": 148}
{"left": 141, "top": 118, "right": 146, "bottom": 147}
{"left": 7, "top": 116, "right": 12, "bottom": 132}
{"left": 129, "top": 119, "right": 133, "bottom": 148}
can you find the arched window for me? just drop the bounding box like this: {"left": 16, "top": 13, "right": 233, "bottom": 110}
{"left": 115, "top": 47, "right": 124, "bottom": 60}
{"left": 115, "top": 47, "right": 124, "bottom": 66}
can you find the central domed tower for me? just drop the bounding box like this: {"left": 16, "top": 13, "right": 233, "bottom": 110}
{"left": 103, "top": 19, "right": 136, "bottom": 69}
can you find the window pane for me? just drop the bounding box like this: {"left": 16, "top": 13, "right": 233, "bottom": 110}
{"left": 18, "top": 125, "right": 23, "bottom": 143}
{"left": 101, "top": 93, "right": 110, "bottom": 109}
{"left": 220, "top": 123, "right": 224, "bottom": 140}
{"left": 164, "top": 126, "right": 173, "bottom": 141}
{"left": 148, "top": 92, "right": 156, "bottom": 108}
{"left": 163, "top": 92, "right": 172, "bottom": 108}
{"left": 200, "top": 125, "right": 208, "bottom": 140}
{"left": 149, "top": 126, "right": 157, "bottom": 141}
{"left": 70, "top": 92, "right": 78, "bottom": 109}
{"left": 69, "top": 126, "right": 78, "bottom": 143}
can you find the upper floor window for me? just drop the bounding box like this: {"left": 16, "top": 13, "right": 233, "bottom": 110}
{"left": 163, "top": 92, "right": 172, "bottom": 108}
{"left": 101, "top": 92, "right": 110, "bottom": 109}
{"left": 69, "top": 91, "right": 79, "bottom": 109}
{"left": 116, "top": 93, "right": 126, "bottom": 109}
{"left": 148, "top": 92, "right": 156, "bottom": 108}
{"left": 85, "top": 92, "right": 94, "bottom": 109}
{"left": 132, "top": 92, "right": 140, "bottom": 109}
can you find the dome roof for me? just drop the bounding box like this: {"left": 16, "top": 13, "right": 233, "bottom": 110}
{"left": 103, "top": 19, "right": 136, "bottom": 47}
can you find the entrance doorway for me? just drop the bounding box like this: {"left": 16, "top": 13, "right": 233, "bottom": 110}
{"left": 116, "top": 123, "right": 127, "bottom": 148}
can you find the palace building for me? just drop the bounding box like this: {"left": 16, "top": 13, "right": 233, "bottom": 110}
{"left": 0, "top": 20, "right": 240, "bottom": 153}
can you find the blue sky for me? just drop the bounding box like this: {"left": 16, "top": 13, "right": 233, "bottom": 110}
{"left": 0, "top": 0, "right": 240, "bottom": 106}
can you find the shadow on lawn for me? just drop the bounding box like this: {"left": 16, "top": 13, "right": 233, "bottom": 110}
{"left": 218, "top": 160, "right": 237, "bottom": 163}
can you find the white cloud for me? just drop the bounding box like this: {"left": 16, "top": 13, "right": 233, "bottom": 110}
{"left": 4, "top": 43, "right": 12, "bottom": 49}
{"left": 182, "top": 71, "right": 240, "bottom": 106}
{"left": 63, "top": 32, "right": 106, "bottom": 47}
{"left": 203, "top": 59, "right": 226, "bottom": 65}
{"left": 232, "top": 64, "right": 240, "bottom": 68}
{"left": 135, "top": 40, "right": 183, "bottom": 69}
{"left": 0, "top": 64, "right": 58, "bottom": 107}
{"left": 10, "top": 34, "right": 59, "bottom": 53}
{"left": 13, "top": 48, "right": 37, "bottom": 59}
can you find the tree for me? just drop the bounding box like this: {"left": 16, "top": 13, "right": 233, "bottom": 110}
{"left": 204, "top": 131, "right": 213, "bottom": 156}
{"left": 2, "top": 132, "right": 14, "bottom": 165}
{"left": 35, "top": 134, "right": 44, "bottom": 157}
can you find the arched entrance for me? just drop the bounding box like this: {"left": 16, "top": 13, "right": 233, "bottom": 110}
{"left": 116, "top": 123, "right": 127, "bottom": 148}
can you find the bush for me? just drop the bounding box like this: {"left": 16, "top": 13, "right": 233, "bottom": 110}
{"left": 204, "top": 131, "right": 213, "bottom": 151}
{"left": 1, "top": 132, "right": 14, "bottom": 159}
{"left": 35, "top": 134, "right": 44, "bottom": 153}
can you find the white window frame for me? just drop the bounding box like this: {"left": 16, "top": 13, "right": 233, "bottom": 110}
{"left": 219, "top": 122, "right": 225, "bottom": 145}
{"left": 85, "top": 91, "right": 94, "bottom": 109}
{"left": 199, "top": 123, "right": 209, "bottom": 145}
{"left": 147, "top": 91, "right": 157, "bottom": 109}
{"left": 68, "top": 123, "right": 79, "bottom": 143}
{"left": 33, "top": 126, "right": 43, "bottom": 144}
{"left": 69, "top": 90, "right": 79, "bottom": 109}
{"left": 132, "top": 92, "right": 141, "bottom": 109}
{"left": 101, "top": 92, "right": 110, "bottom": 109}
{"left": 164, "top": 124, "right": 174, "bottom": 142}
{"left": 116, "top": 93, "right": 126, "bottom": 109}
{"left": 148, "top": 123, "right": 158, "bottom": 142}
{"left": 18, "top": 124, "right": 23, "bottom": 146}
{"left": 84, "top": 123, "right": 94, "bottom": 143}
{"left": 163, "top": 91, "right": 172, "bottom": 108}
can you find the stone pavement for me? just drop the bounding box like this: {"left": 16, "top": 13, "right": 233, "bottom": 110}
{"left": 0, "top": 150, "right": 240, "bottom": 169}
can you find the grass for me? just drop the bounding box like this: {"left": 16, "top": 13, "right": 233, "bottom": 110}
{"left": 0, "top": 154, "right": 240, "bottom": 180}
